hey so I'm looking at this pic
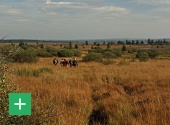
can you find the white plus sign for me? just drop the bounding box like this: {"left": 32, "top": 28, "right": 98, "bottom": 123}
{"left": 14, "top": 98, "right": 26, "bottom": 110}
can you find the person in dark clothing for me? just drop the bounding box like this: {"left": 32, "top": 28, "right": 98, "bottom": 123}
{"left": 69, "top": 59, "right": 73, "bottom": 67}
{"left": 72, "top": 58, "right": 78, "bottom": 67}
{"left": 53, "top": 58, "right": 58, "bottom": 65}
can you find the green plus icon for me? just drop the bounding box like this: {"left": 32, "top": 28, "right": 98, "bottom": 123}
{"left": 9, "top": 93, "right": 31, "bottom": 116}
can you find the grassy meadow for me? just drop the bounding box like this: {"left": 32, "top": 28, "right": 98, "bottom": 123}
{"left": 0, "top": 41, "right": 169, "bottom": 124}
{"left": 7, "top": 57, "right": 170, "bottom": 125}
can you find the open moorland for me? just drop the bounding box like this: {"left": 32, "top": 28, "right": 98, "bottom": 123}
{"left": 1, "top": 40, "right": 170, "bottom": 125}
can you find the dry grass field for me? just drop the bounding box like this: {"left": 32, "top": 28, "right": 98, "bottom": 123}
{"left": 6, "top": 57, "right": 170, "bottom": 125}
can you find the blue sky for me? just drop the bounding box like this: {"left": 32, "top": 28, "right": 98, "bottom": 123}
{"left": 0, "top": 0, "right": 170, "bottom": 40}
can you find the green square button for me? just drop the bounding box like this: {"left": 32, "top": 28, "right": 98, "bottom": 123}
{"left": 9, "top": 93, "right": 31, "bottom": 116}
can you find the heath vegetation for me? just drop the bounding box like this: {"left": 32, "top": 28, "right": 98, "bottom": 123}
{"left": 0, "top": 40, "right": 170, "bottom": 125}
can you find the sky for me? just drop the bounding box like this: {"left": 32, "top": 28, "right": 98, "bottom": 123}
{"left": 0, "top": 0, "right": 170, "bottom": 40}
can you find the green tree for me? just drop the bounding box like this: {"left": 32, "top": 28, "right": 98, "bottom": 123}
{"left": 94, "top": 42, "right": 97, "bottom": 45}
{"left": 75, "top": 44, "right": 79, "bottom": 49}
{"left": 85, "top": 41, "right": 88, "bottom": 45}
{"left": 122, "top": 45, "right": 127, "bottom": 51}
{"left": 132, "top": 40, "right": 135, "bottom": 45}
{"left": 136, "top": 40, "right": 139, "bottom": 45}
{"left": 141, "top": 40, "right": 144, "bottom": 44}
{"left": 69, "top": 41, "right": 72, "bottom": 49}
{"left": 107, "top": 42, "right": 111, "bottom": 49}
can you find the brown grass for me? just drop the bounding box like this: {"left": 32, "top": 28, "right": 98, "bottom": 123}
{"left": 7, "top": 58, "right": 170, "bottom": 125}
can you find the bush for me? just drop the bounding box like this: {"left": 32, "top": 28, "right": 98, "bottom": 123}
{"left": 147, "top": 49, "right": 160, "bottom": 59}
{"left": 36, "top": 49, "right": 52, "bottom": 57}
{"left": 46, "top": 47, "right": 58, "bottom": 56}
{"left": 137, "top": 49, "right": 160, "bottom": 59}
{"left": 102, "top": 59, "right": 114, "bottom": 65}
{"left": 102, "top": 51, "right": 117, "bottom": 58}
{"left": 136, "top": 52, "right": 150, "bottom": 61}
{"left": 13, "top": 49, "right": 37, "bottom": 63}
{"left": 82, "top": 52, "right": 103, "bottom": 62}
{"left": 0, "top": 45, "right": 19, "bottom": 62}
{"left": 112, "top": 49, "right": 122, "bottom": 57}
{"left": 57, "top": 49, "right": 74, "bottom": 57}
{"left": 88, "top": 47, "right": 105, "bottom": 53}
{"left": 73, "top": 50, "right": 82, "bottom": 57}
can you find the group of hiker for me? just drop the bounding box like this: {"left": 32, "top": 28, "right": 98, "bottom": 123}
{"left": 53, "top": 58, "right": 78, "bottom": 67}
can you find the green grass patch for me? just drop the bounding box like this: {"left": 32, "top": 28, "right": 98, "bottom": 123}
{"left": 15, "top": 67, "right": 53, "bottom": 77}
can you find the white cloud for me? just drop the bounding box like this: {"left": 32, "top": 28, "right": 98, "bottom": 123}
{"left": 94, "top": 6, "right": 129, "bottom": 13}
{"left": 45, "top": 0, "right": 87, "bottom": 6}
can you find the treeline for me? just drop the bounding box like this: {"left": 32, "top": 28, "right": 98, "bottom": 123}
{"left": 2, "top": 38, "right": 170, "bottom": 46}
{"left": 91, "top": 39, "right": 170, "bottom": 46}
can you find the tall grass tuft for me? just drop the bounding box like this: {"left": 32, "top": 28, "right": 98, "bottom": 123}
{"left": 15, "top": 67, "right": 53, "bottom": 77}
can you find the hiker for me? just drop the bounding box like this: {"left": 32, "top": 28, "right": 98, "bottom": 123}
{"left": 72, "top": 58, "right": 78, "bottom": 67}
{"left": 69, "top": 59, "right": 73, "bottom": 67}
{"left": 53, "top": 58, "right": 58, "bottom": 65}
{"left": 60, "top": 58, "right": 64, "bottom": 67}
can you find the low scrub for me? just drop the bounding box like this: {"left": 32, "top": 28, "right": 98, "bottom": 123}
{"left": 36, "top": 49, "right": 52, "bottom": 57}
{"left": 82, "top": 52, "right": 103, "bottom": 62}
{"left": 102, "top": 59, "right": 114, "bottom": 65}
{"left": 73, "top": 50, "right": 82, "bottom": 57}
{"left": 136, "top": 52, "right": 150, "bottom": 61}
{"left": 46, "top": 47, "right": 58, "bottom": 56}
{"left": 102, "top": 51, "right": 117, "bottom": 58}
{"left": 13, "top": 49, "right": 37, "bottom": 63}
{"left": 57, "top": 49, "right": 74, "bottom": 57}
{"left": 137, "top": 49, "right": 160, "bottom": 59}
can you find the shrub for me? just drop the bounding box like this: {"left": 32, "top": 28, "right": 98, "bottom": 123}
{"left": 102, "top": 59, "right": 114, "bottom": 65}
{"left": 147, "top": 49, "right": 160, "bottom": 59}
{"left": 13, "top": 49, "right": 37, "bottom": 63}
{"left": 0, "top": 45, "right": 19, "bottom": 62}
{"left": 73, "top": 50, "right": 82, "bottom": 57}
{"left": 82, "top": 52, "right": 103, "bottom": 62}
{"left": 102, "top": 51, "right": 117, "bottom": 58}
{"left": 36, "top": 49, "right": 52, "bottom": 57}
{"left": 57, "top": 49, "right": 74, "bottom": 57}
{"left": 112, "top": 49, "right": 122, "bottom": 57}
{"left": 88, "top": 48, "right": 104, "bottom": 53}
{"left": 136, "top": 52, "right": 150, "bottom": 61}
{"left": 46, "top": 47, "right": 58, "bottom": 56}
{"left": 137, "top": 49, "right": 160, "bottom": 59}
